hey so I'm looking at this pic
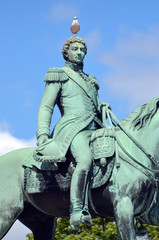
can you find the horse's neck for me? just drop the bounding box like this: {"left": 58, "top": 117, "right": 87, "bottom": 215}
{"left": 121, "top": 112, "right": 159, "bottom": 164}
{"left": 144, "top": 112, "right": 159, "bottom": 161}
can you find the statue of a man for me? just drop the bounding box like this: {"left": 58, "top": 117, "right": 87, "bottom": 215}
{"left": 36, "top": 36, "right": 105, "bottom": 227}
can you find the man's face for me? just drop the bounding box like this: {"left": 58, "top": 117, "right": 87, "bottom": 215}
{"left": 67, "top": 42, "right": 86, "bottom": 64}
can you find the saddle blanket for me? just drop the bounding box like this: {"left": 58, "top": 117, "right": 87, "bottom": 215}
{"left": 23, "top": 150, "right": 114, "bottom": 194}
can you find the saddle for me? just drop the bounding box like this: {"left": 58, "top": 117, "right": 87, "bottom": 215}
{"left": 23, "top": 128, "right": 116, "bottom": 194}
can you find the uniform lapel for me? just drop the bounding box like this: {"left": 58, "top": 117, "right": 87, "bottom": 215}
{"left": 63, "top": 66, "right": 97, "bottom": 107}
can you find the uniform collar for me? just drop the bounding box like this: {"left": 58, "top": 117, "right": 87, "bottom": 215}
{"left": 65, "top": 61, "right": 84, "bottom": 72}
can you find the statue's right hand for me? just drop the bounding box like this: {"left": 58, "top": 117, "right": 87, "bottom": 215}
{"left": 37, "top": 134, "right": 49, "bottom": 146}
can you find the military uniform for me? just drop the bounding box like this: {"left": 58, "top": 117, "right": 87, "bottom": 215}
{"left": 36, "top": 63, "right": 103, "bottom": 160}
{"left": 36, "top": 62, "right": 103, "bottom": 226}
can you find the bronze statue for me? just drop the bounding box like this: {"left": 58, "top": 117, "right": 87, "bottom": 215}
{"left": 2, "top": 17, "right": 159, "bottom": 240}
{"left": 36, "top": 35, "right": 109, "bottom": 227}
{"left": 1, "top": 96, "right": 159, "bottom": 240}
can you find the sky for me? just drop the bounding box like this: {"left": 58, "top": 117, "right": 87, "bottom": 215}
{"left": 1, "top": 0, "right": 159, "bottom": 239}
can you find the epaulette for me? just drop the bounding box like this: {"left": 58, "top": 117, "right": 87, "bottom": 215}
{"left": 44, "top": 67, "right": 69, "bottom": 82}
{"left": 89, "top": 75, "right": 100, "bottom": 90}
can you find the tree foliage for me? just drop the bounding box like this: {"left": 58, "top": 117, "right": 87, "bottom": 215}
{"left": 25, "top": 218, "right": 159, "bottom": 240}
{"left": 146, "top": 224, "right": 159, "bottom": 240}
{"left": 26, "top": 217, "right": 118, "bottom": 240}
{"left": 26, "top": 233, "right": 34, "bottom": 240}
{"left": 55, "top": 217, "right": 119, "bottom": 240}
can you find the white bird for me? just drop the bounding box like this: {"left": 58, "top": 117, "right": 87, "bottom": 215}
{"left": 70, "top": 16, "right": 80, "bottom": 35}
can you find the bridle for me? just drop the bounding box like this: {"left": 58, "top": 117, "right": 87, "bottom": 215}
{"left": 103, "top": 106, "right": 159, "bottom": 186}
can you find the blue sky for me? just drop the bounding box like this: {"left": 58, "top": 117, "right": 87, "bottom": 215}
{"left": 1, "top": 0, "right": 159, "bottom": 239}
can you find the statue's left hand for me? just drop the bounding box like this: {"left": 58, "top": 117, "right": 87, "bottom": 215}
{"left": 100, "top": 102, "right": 111, "bottom": 111}
{"left": 37, "top": 134, "right": 49, "bottom": 146}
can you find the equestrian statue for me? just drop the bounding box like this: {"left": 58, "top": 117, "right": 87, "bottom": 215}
{"left": 1, "top": 17, "right": 159, "bottom": 240}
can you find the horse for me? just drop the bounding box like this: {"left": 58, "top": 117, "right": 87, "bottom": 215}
{"left": 1, "top": 97, "right": 159, "bottom": 240}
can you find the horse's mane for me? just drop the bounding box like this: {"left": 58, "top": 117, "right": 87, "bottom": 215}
{"left": 121, "top": 97, "right": 159, "bottom": 130}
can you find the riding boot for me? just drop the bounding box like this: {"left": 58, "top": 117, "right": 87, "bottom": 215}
{"left": 70, "top": 170, "right": 92, "bottom": 227}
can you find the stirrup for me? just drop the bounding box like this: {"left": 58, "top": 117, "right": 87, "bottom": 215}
{"left": 70, "top": 210, "right": 92, "bottom": 228}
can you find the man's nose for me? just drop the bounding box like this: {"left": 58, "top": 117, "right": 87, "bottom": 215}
{"left": 77, "top": 49, "right": 81, "bottom": 55}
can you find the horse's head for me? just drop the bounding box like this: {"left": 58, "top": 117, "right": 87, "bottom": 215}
{"left": 120, "top": 97, "right": 159, "bottom": 165}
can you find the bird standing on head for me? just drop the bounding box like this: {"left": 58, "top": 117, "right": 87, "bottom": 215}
{"left": 70, "top": 17, "right": 80, "bottom": 35}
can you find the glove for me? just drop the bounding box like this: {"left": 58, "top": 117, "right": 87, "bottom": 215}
{"left": 100, "top": 102, "right": 111, "bottom": 112}
{"left": 37, "top": 134, "right": 49, "bottom": 146}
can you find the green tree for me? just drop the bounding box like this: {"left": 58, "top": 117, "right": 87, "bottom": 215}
{"left": 26, "top": 217, "right": 119, "bottom": 240}
{"left": 25, "top": 217, "right": 159, "bottom": 240}
{"left": 145, "top": 224, "right": 159, "bottom": 240}
{"left": 55, "top": 217, "right": 119, "bottom": 240}
{"left": 26, "top": 233, "right": 34, "bottom": 240}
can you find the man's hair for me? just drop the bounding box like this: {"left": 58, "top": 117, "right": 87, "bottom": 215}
{"left": 62, "top": 36, "right": 87, "bottom": 61}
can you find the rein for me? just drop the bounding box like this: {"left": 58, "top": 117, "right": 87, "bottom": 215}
{"left": 104, "top": 108, "right": 159, "bottom": 174}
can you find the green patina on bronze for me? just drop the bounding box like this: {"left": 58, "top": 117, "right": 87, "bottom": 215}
{"left": 1, "top": 33, "right": 159, "bottom": 240}
{"left": 35, "top": 36, "right": 107, "bottom": 228}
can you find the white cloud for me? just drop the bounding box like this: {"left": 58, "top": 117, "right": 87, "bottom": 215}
{"left": 46, "top": 3, "right": 78, "bottom": 22}
{"left": 0, "top": 129, "right": 36, "bottom": 156}
{"left": 100, "top": 27, "right": 159, "bottom": 107}
{"left": 3, "top": 221, "right": 31, "bottom": 240}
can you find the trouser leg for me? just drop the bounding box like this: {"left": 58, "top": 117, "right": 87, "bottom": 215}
{"left": 70, "top": 131, "right": 93, "bottom": 227}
